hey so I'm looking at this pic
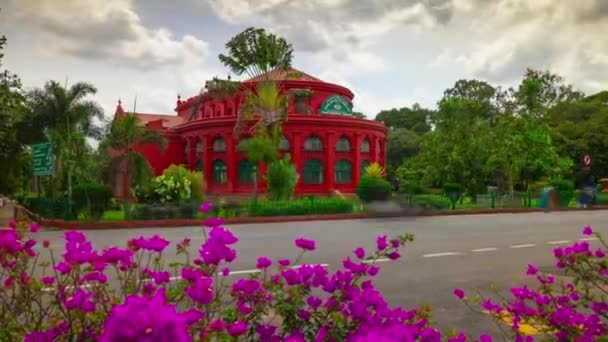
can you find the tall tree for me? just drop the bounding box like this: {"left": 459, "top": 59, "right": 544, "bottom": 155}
{"left": 374, "top": 103, "right": 432, "bottom": 134}
{"left": 27, "top": 81, "right": 104, "bottom": 202}
{"left": 103, "top": 113, "right": 166, "bottom": 219}
{"left": 214, "top": 27, "right": 294, "bottom": 202}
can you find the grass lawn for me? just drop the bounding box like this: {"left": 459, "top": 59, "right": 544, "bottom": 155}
{"left": 100, "top": 210, "right": 124, "bottom": 221}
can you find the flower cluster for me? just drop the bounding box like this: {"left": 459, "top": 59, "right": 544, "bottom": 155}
{"left": 3, "top": 204, "right": 605, "bottom": 341}
{"left": 456, "top": 226, "right": 608, "bottom": 341}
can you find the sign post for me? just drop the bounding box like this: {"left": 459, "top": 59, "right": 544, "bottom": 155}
{"left": 33, "top": 143, "right": 53, "bottom": 176}
{"left": 584, "top": 154, "right": 591, "bottom": 167}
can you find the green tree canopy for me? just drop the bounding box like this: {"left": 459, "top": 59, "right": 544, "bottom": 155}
{"left": 374, "top": 103, "right": 432, "bottom": 134}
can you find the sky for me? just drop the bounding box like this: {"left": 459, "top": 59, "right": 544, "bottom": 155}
{"left": 1, "top": 0, "right": 607, "bottom": 119}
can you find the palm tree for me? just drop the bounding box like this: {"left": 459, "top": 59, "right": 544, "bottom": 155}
{"left": 104, "top": 113, "right": 166, "bottom": 219}
{"left": 28, "top": 80, "right": 103, "bottom": 208}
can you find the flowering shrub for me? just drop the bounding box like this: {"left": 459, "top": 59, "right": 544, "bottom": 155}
{"left": 457, "top": 226, "right": 608, "bottom": 341}
{"left": 2, "top": 207, "right": 606, "bottom": 341}
{"left": 152, "top": 172, "right": 192, "bottom": 203}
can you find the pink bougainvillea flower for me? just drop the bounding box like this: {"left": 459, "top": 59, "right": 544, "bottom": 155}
{"left": 222, "top": 267, "right": 231, "bottom": 277}
{"left": 388, "top": 251, "right": 401, "bottom": 260}
{"left": 99, "top": 289, "right": 192, "bottom": 342}
{"left": 185, "top": 277, "right": 214, "bottom": 305}
{"left": 454, "top": 288, "right": 465, "bottom": 300}
{"left": 256, "top": 256, "right": 272, "bottom": 269}
{"left": 526, "top": 264, "right": 538, "bottom": 276}
{"left": 55, "top": 262, "right": 72, "bottom": 275}
{"left": 200, "top": 202, "right": 213, "bottom": 213}
{"left": 227, "top": 320, "right": 248, "bottom": 336}
{"left": 203, "top": 217, "right": 224, "bottom": 228}
{"left": 29, "top": 223, "right": 40, "bottom": 233}
{"left": 128, "top": 235, "right": 170, "bottom": 253}
{"left": 353, "top": 247, "right": 365, "bottom": 259}
{"left": 64, "top": 289, "right": 96, "bottom": 312}
{"left": 376, "top": 235, "right": 388, "bottom": 251}
{"left": 41, "top": 276, "right": 55, "bottom": 285}
{"left": 583, "top": 226, "right": 593, "bottom": 236}
{"left": 295, "top": 237, "right": 316, "bottom": 251}
{"left": 279, "top": 259, "right": 291, "bottom": 267}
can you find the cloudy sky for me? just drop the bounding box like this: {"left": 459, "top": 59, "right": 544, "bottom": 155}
{"left": 1, "top": 0, "right": 607, "bottom": 119}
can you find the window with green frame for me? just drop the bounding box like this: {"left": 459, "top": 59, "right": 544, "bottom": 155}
{"left": 195, "top": 160, "right": 203, "bottom": 172}
{"left": 303, "top": 160, "right": 323, "bottom": 184}
{"left": 304, "top": 136, "right": 323, "bottom": 151}
{"left": 361, "top": 139, "right": 370, "bottom": 153}
{"left": 237, "top": 159, "right": 257, "bottom": 184}
{"left": 335, "top": 137, "right": 351, "bottom": 152}
{"left": 335, "top": 160, "right": 352, "bottom": 184}
{"left": 212, "top": 160, "right": 227, "bottom": 184}
{"left": 360, "top": 160, "right": 370, "bottom": 176}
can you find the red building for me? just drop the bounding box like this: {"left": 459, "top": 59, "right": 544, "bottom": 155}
{"left": 112, "top": 68, "right": 387, "bottom": 197}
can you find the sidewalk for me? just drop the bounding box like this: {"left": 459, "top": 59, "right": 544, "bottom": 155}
{"left": 0, "top": 203, "right": 15, "bottom": 227}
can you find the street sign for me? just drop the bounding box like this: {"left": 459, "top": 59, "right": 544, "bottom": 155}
{"left": 584, "top": 154, "right": 591, "bottom": 167}
{"left": 33, "top": 143, "right": 53, "bottom": 176}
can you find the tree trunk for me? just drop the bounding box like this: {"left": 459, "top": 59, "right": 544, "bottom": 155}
{"left": 124, "top": 152, "right": 132, "bottom": 220}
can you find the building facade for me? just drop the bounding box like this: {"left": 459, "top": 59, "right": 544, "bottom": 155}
{"left": 112, "top": 68, "right": 387, "bottom": 197}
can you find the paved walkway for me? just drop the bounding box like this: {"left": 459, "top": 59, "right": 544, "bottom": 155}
{"left": 0, "top": 202, "right": 15, "bottom": 227}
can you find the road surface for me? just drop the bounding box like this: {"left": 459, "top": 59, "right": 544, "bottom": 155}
{"left": 36, "top": 211, "right": 606, "bottom": 339}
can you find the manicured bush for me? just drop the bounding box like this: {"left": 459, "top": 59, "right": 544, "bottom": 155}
{"left": 399, "top": 181, "right": 425, "bottom": 195}
{"left": 249, "top": 197, "right": 353, "bottom": 216}
{"left": 186, "top": 171, "right": 205, "bottom": 203}
{"left": 152, "top": 173, "right": 191, "bottom": 204}
{"left": 266, "top": 154, "right": 298, "bottom": 200}
{"left": 72, "top": 183, "right": 113, "bottom": 220}
{"left": 551, "top": 178, "right": 575, "bottom": 207}
{"left": 132, "top": 203, "right": 199, "bottom": 220}
{"left": 356, "top": 175, "right": 392, "bottom": 203}
{"left": 413, "top": 194, "right": 451, "bottom": 210}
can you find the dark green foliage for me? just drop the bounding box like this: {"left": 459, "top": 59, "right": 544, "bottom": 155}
{"left": 551, "top": 179, "right": 575, "bottom": 206}
{"left": 249, "top": 197, "right": 353, "bottom": 216}
{"left": 413, "top": 195, "right": 451, "bottom": 210}
{"left": 266, "top": 154, "right": 298, "bottom": 200}
{"left": 72, "top": 183, "right": 113, "bottom": 220}
{"left": 132, "top": 202, "right": 199, "bottom": 220}
{"left": 443, "top": 183, "right": 463, "bottom": 194}
{"left": 22, "top": 196, "right": 76, "bottom": 220}
{"left": 356, "top": 175, "right": 392, "bottom": 203}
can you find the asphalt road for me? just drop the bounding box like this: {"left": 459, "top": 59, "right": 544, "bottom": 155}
{"left": 36, "top": 211, "right": 607, "bottom": 339}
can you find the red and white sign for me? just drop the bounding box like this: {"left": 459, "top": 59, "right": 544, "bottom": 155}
{"left": 584, "top": 154, "right": 591, "bottom": 166}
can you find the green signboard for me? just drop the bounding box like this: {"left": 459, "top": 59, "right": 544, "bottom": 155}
{"left": 33, "top": 143, "right": 53, "bottom": 176}
{"left": 319, "top": 95, "right": 352, "bottom": 115}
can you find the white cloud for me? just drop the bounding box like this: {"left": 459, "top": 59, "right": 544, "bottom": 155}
{"left": 6, "top": 0, "right": 210, "bottom": 70}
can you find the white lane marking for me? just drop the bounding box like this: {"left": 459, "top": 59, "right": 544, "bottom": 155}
{"left": 580, "top": 237, "right": 599, "bottom": 241}
{"left": 423, "top": 252, "right": 462, "bottom": 258}
{"left": 228, "top": 269, "right": 261, "bottom": 275}
{"left": 362, "top": 258, "right": 390, "bottom": 264}
{"left": 291, "top": 263, "right": 328, "bottom": 269}
{"left": 510, "top": 244, "right": 536, "bottom": 249}
{"left": 547, "top": 240, "right": 570, "bottom": 245}
{"left": 472, "top": 248, "right": 497, "bottom": 253}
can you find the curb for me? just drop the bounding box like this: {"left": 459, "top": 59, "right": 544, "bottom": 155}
{"left": 37, "top": 205, "right": 608, "bottom": 230}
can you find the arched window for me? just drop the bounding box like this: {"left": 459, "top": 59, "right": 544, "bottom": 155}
{"left": 237, "top": 160, "right": 257, "bottom": 184}
{"left": 360, "top": 160, "right": 371, "bottom": 176}
{"left": 303, "top": 160, "right": 324, "bottom": 184}
{"left": 212, "top": 160, "right": 227, "bottom": 184}
{"left": 236, "top": 137, "right": 251, "bottom": 152}
{"left": 195, "top": 160, "right": 203, "bottom": 172}
{"left": 361, "top": 139, "right": 370, "bottom": 153}
{"left": 213, "top": 137, "right": 226, "bottom": 152}
{"left": 196, "top": 139, "right": 204, "bottom": 154}
{"left": 304, "top": 136, "right": 323, "bottom": 151}
{"left": 279, "top": 136, "right": 291, "bottom": 151}
{"left": 335, "top": 137, "right": 351, "bottom": 152}
{"left": 335, "top": 160, "right": 352, "bottom": 184}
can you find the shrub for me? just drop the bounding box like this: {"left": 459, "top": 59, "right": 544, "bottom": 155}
{"left": 152, "top": 173, "right": 191, "bottom": 204}
{"left": 249, "top": 197, "right": 353, "bottom": 216}
{"left": 72, "top": 183, "right": 113, "bottom": 220}
{"left": 356, "top": 175, "right": 392, "bottom": 203}
{"left": 413, "top": 194, "right": 451, "bottom": 210}
{"left": 266, "top": 154, "right": 298, "bottom": 200}
{"left": 186, "top": 170, "right": 205, "bottom": 203}
{"left": 400, "top": 181, "right": 424, "bottom": 195}
{"left": 364, "top": 162, "right": 385, "bottom": 179}
{"left": 551, "top": 178, "right": 575, "bottom": 207}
